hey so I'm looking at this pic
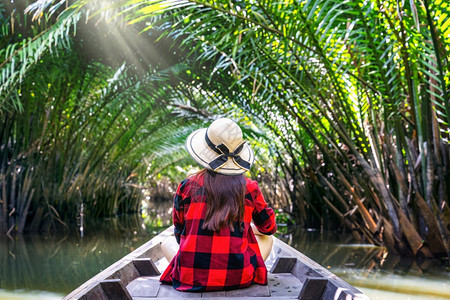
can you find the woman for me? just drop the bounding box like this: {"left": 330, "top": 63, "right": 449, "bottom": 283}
{"left": 160, "top": 118, "right": 277, "bottom": 292}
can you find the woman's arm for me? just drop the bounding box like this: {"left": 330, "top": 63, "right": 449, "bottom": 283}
{"left": 249, "top": 181, "right": 277, "bottom": 235}
{"left": 173, "top": 179, "right": 188, "bottom": 244}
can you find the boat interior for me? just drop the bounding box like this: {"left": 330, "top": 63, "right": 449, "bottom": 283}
{"left": 63, "top": 227, "right": 369, "bottom": 300}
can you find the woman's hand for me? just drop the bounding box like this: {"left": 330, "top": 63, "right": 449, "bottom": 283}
{"left": 251, "top": 222, "right": 263, "bottom": 235}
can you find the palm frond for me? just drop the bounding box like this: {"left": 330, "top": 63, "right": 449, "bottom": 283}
{"left": 0, "top": 6, "right": 81, "bottom": 110}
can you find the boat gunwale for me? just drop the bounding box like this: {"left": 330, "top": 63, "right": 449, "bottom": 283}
{"left": 62, "top": 226, "right": 172, "bottom": 300}
{"left": 271, "top": 237, "right": 368, "bottom": 298}
{"left": 63, "top": 225, "right": 368, "bottom": 299}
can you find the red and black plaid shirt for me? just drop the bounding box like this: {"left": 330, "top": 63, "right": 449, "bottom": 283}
{"left": 160, "top": 173, "right": 277, "bottom": 292}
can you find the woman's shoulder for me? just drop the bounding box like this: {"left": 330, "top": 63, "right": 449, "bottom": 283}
{"left": 175, "top": 174, "right": 203, "bottom": 199}
{"left": 178, "top": 172, "right": 204, "bottom": 188}
{"left": 244, "top": 176, "right": 259, "bottom": 186}
{"left": 244, "top": 177, "right": 262, "bottom": 194}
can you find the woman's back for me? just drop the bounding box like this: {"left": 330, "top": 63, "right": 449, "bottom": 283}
{"left": 160, "top": 171, "right": 277, "bottom": 292}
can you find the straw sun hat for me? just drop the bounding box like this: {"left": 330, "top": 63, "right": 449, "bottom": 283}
{"left": 185, "top": 118, "right": 255, "bottom": 175}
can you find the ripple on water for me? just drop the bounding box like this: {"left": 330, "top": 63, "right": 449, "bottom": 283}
{"left": 336, "top": 270, "right": 450, "bottom": 300}
{"left": 0, "top": 289, "right": 64, "bottom": 300}
{"left": 359, "top": 287, "right": 450, "bottom": 300}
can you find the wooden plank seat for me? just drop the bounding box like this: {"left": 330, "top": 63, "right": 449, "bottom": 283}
{"left": 298, "top": 277, "right": 328, "bottom": 300}
{"left": 81, "top": 259, "right": 160, "bottom": 300}
{"left": 125, "top": 255, "right": 303, "bottom": 299}
{"left": 268, "top": 253, "right": 366, "bottom": 300}
{"left": 126, "top": 273, "right": 303, "bottom": 298}
{"left": 101, "top": 279, "right": 133, "bottom": 300}
{"left": 270, "top": 256, "right": 328, "bottom": 300}
{"left": 82, "top": 279, "right": 132, "bottom": 300}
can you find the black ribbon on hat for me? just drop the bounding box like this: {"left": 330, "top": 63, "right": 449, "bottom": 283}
{"left": 205, "top": 132, "right": 251, "bottom": 171}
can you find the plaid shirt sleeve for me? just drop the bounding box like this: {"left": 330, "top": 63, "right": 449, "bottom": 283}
{"left": 247, "top": 179, "right": 277, "bottom": 235}
{"left": 173, "top": 179, "right": 189, "bottom": 244}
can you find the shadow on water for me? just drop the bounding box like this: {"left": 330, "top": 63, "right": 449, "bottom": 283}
{"left": 0, "top": 201, "right": 173, "bottom": 298}
{"left": 277, "top": 227, "right": 450, "bottom": 299}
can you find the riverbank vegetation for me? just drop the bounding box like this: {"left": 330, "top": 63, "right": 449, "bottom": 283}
{"left": 1, "top": 0, "right": 449, "bottom": 260}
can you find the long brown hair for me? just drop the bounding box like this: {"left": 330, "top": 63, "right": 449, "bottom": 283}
{"left": 200, "top": 169, "right": 246, "bottom": 232}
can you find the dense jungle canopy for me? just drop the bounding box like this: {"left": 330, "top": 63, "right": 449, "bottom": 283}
{"left": 1, "top": 0, "right": 449, "bottom": 260}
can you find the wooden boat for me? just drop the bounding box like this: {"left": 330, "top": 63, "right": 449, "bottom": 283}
{"left": 63, "top": 226, "right": 369, "bottom": 299}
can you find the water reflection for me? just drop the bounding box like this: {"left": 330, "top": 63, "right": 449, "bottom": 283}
{"left": 278, "top": 228, "right": 450, "bottom": 299}
{"left": 0, "top": 205, "right": 449, "bottom": 299}
{"left": 0, "top": 204, "right": 172, "bottom": 296}
{"left": 0, "top": 289, "right": 61, "bottom": 300}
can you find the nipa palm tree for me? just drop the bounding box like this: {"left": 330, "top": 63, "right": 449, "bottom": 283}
{"left": 108, "top": 0, "right": 450, "bottom": 259}
{"left": 0, "top": 0, "right": 261, "bottom": 234}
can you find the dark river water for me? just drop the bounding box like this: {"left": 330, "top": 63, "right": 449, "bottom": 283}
{"left": 0, "top": 202, "right": 449, "bottom": 300}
